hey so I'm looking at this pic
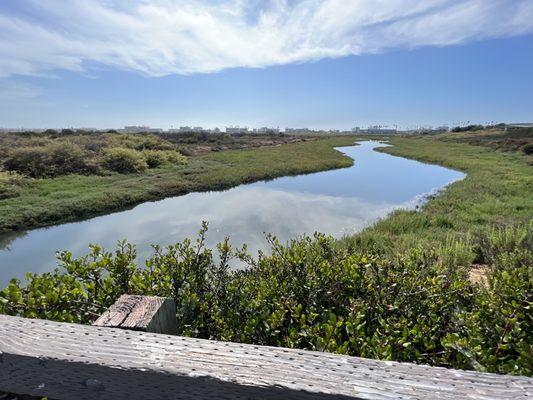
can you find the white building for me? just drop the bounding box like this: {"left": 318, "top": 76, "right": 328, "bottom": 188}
{"left": 226, "top": 126, "right": 249, "bottom": 134}
{"left": 123, "top": 126, "right": 150, "bottom": 133}
{"left": 254, "top": 127, "right": 280, "bottom": 134}
{"left": 285, "top": 128, "right": 313, "bottom": 135}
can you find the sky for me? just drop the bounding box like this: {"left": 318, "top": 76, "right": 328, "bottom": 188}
{"left": 0, "top": 0, "right": 532, "bottom": 130}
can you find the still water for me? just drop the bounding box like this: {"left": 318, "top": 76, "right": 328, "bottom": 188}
{"left": 0, "top": 141, "right": 465, "bottom": 286}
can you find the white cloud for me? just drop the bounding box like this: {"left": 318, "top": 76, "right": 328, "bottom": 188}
{"left": 0, "top": 0, "right": 532, "bottom": 78}
{"left": 0, "top": 81, "right": 43, "bottom": 103}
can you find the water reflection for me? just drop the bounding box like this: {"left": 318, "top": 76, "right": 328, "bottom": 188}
{"left": 0, "top": 141, "right": 465, "bottom": 286}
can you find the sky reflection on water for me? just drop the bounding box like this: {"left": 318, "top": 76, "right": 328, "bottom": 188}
{"left": 0, "top": 141, "right": 465, "bottom": 286}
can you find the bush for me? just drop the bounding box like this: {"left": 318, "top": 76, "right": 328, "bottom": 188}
{"left": 103, "top": 147, "right": 148, "bottom": 173}
{"left": 142, "top": 150, "right": 167, "bottom": 168}
{"left": 142, "top": 150, "right": 188, "bottom": 168}
{"left": 522, "top": 143, "right": 533, "bottom": 155}
{"left": 0, "top": 170, "right": 28, "bottom": 199}
{"left": 1, "top": 223, "right": 531, "bottom": 375}
{"left": 106, "top": 134, "right": 175, "bottom": 151}
{"left": 3, "top": 142, "right": 89, "bottom": 178}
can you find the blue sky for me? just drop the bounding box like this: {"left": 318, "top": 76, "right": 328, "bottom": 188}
{"left": 0, "top": 0, "right": 532, "bottom": 129}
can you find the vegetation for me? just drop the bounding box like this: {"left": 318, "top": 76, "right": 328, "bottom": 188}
{"left": 345, "top": 129, "right": 533, "bottom": 256}
{"left": 0, "top": 133, "right": 353, "bottom": 232}
{"left": 522, "top": 143, "right": 533, "bottom": 155}
{"left": 440, "top": 126, "right": 533, "bottom": 156}
{"left": 0, "top": 128, "right": 531, "bottom": 375}
{"left": 451, "top": 124, "right": 485, "bottom": 132}
{"left": 1, "top": 222, "right": 530, "bottom": 375}
{"left": 0, "top": 132, "right": 187, "bottom": 179}
{"left": 0, "top": 171, "right": 29, "bottom": 200}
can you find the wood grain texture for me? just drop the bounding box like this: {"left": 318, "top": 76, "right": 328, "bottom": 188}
{"left": 93, "top": 295, "right": 178, "bottom": 335}
{"left": 0, "top": 314, "right": 531, "bottom": 400}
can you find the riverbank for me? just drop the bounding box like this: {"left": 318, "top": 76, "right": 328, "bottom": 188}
{"left": 343, "top": 132, "right": 533, "bottom": 258}
{"left": 0, "top": 136, "right": 355, "bottom": 233}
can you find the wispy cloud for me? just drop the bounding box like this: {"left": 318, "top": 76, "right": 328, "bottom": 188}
{"left": 0, "top": 81, "right": 43, "bottom": 103}
{"left": 0, "top": 0, "right": 532, "bottom": 78}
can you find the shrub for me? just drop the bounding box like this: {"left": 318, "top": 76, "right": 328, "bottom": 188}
{"left": 142, "top": 150, "right": 187, "bottom": 168}
{"left": 178, "top": 147, "right": 195, "bottom": 157}
{"left": 1, "top": 223, "right": 530, "bottom": 375}
{"left": 143, "top": 150, "right": 167, "bottom": 168}
{"left": 0, "top": 170, "right": 28, "bottom": 199}
{"left": 163, "top": 151, "right": 187, "bottom": 165}
{"left": 103, "top": 147, "right": 148, "bottom": 173}
{"left": 106, "top": 134, "right": 174, "bottom": 151}
{"left": 3, "top": 142, "right": 88, "bottom": 178}
{"left": 522, "top": 143, "right": 533, "bottom": 155}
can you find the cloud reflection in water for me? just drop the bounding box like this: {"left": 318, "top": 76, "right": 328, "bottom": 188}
{"left": 0, "top": 141, "right": 465, "bottom": 285}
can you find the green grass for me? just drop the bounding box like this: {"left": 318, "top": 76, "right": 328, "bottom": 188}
{"left": 343, "top": 134, "right": 533, "bottom": 259}
{"left": 0, "top": 136, "right": 355, "bottom": 233}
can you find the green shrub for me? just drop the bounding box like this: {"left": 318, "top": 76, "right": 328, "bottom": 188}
{"left": 164, "top": 151, "right": 187, "bottom": 165}
{"left": 143, "top": 150, "right": 167, "bottom": 168}
{"left": 522, "top": 143, "right": 533, "bottom": 155}
{"left": 1, "top": 223, "right": 530, "bottom": 375}
{"left": 103, "top": 147, "right": 148, "bottom": 173}
{"left": 142, "top": 150, "right": 187, "bottom": 168}
{"left": 443, "top": 261, "right": 532, "bottom": 375}
{"left": 106, "top": 134, "right": 175, "bottom": 151}
{"left": 3, "top": 142, "right": 89, "bottom": 178}
{"left": 0, "top": 170, "right": 28, "bottom": 199}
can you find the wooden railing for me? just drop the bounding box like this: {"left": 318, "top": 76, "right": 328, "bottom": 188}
{"left": 1, "top": 297, "right": 532, "bottom": 400}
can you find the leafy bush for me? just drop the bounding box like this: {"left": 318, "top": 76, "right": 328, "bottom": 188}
{"left": 1, "top": 223, "right": 531, "bottom": 375}
{"left": 0, "top": 170, "right": 29, "bottom": 199}
{"left": 522, "top": 143, "right": 533, "bottom": 155}
{"left": 103, "top": 147, "right": 148, "bottom": 173}
{"left": 142, "top": 150, "right": 187, "bottom": 168}
{"left": 443, "top": 255, "right": 532, "bottom": 375}
{"left": 106, "top": 134, "right": 175, "bottom": 151}
{"left": 3, "top": 142, "right": 89, "bottom": 178}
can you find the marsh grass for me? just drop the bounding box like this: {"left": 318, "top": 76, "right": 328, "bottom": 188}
{"left": 0, "top": 136, "right": 355, "bottom": 232}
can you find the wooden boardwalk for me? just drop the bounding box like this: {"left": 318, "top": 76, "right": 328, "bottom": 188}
{"left": 0, "top": 314, "right": 531, "bottom": 400}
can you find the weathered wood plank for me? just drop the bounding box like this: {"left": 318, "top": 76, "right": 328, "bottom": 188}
{"left": 0, "top": 314, "right": 531, "bottom": 400}
{"left": 93, "top": 294, "right": 178, "bottom": 335}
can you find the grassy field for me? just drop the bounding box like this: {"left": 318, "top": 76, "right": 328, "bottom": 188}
{"left": 343, "top": 131, "right": 533, "bottom": 259}
{"left": 0, "top": 136, "right": 355, "bottom": 233}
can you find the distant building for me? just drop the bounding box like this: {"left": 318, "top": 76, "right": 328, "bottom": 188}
{"left": 508, "top": 123, "right": 533, "bottom": 128}
{"left": 226, "top": 126, "right": 249, "bottom": 134}
{"left": 285, "top": 128, "right": 312, "bottom": 135}
{"left": 364, "top": 127, "right": 397, "bottom": 134}
{"left": 253, "top": 127, "right": 280, "bottom": 134}
{"left": 123, "top": 126, "right": 150, "bottom": 133}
